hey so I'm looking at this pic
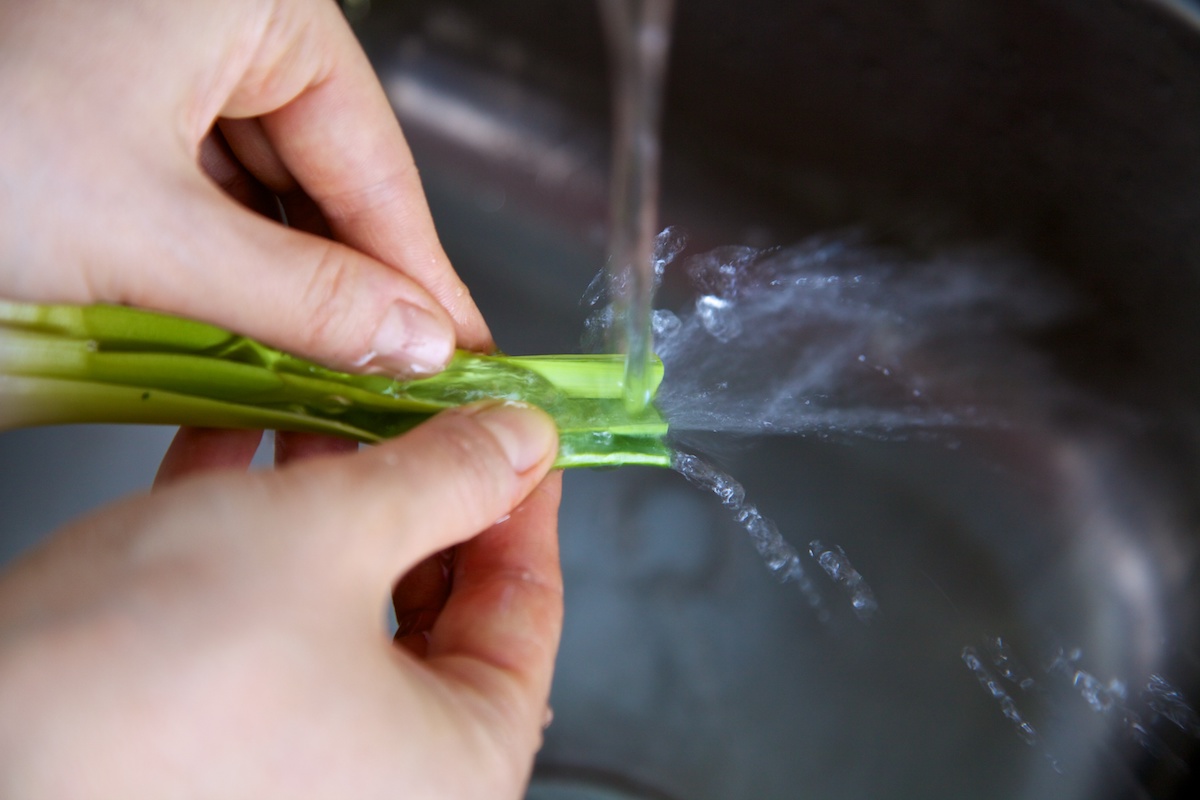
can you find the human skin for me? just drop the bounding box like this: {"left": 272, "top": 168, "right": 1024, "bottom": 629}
{"left": 0, "top": 407, "right": 563, "bottom": 799}
{"left": 0, "top": 0, "right": 491, "bottom": 374}
{"left": 0, "top": 1, "right": 566, "bottom": 797}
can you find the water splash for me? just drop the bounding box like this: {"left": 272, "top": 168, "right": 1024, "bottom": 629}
{"left": 962, "top": 645, "right": 1043, "bottom": 748}
{"left": 963, "top": 638, "right": 1200, "bottom": 774}
{"left": 584, "top": 227, "right": 685, "bottom": 352}
{"left": 695, "top": 295, "right": 743, "bottom": 342}
{"left": 808, "top": 540, "right": 877, "bottom": 622}
{"left": 671, "top": 451, "right": 827, "bottom": 620}
{"left": 586, "top": 229, "right": 1074, "bottom": 441}
{"left": 983, "top": 635, "right": 1037, "bottom": 692}
{"left": 1145, "top": 673, "right": 1200, "bottom": 735}
{"left": 1072, "top": 669, "right": 1128, "bottom": 714}
{"left": 649, "top": 232, "right": 1073, "bottom": 439}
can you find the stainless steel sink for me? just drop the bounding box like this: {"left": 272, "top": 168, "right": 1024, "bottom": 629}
{"left": 354, "top": 1, "right": 1200, "bottom": 797}
{"left": 3, "top": 1, "right": 1200, "bottom": 797}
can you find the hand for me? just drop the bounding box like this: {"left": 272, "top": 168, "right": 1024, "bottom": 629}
{"left": 0, "top": 0, "right": 490, "bottom": 376}
{"left": 0, "top": 404, "right": 562, "bottom": 799}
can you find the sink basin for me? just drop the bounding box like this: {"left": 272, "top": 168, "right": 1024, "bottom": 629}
{"left": 2, "top": 1, "right": 1199, "bottom": 797}
{"left": 353, "top": 1, "right": 1200, "bottom": 796}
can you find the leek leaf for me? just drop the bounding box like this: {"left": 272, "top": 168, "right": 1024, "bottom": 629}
{"left": 0, "top": 301, "right": 671, "bottom": 469}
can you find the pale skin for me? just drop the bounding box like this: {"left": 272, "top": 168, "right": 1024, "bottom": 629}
{"left": 0, "top": 1, "right": 565, "bottom": 798}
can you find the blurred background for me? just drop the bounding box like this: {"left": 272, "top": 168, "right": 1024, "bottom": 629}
{"left": 5, "top": 0, "right": 1200, "bottom": 797}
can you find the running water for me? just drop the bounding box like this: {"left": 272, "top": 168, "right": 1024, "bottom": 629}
{"left": 584, "top": 227, "right": 1076, "bottom": 620}
{"left": 958, "top": 636, "right": 1200, "bottom": 772}
{"left": 586, "top": 7, "right": 1195, "bottom": 770}
{"left": 962, "top": 645, "right": 1042, "bottom": 748}
{"left": 809, "top": 540, "right": 878, "bottom": 622}
{"left": 650, "top": 231, "right": 1075, "bottom": 441}
{"left": 593, "top": 228, "right": 1073, "bottom": 441}
{"left": 671, "top": 451, "right": 828, "bottom": 620}
{"left": 593, "top": 3, "right": 883, "bottom": 617}
{"left": 598, "top": 0, "right": 676, "bottom": 412}
{"left": 594, "top": 2, "right": 1076, "bottom": 631}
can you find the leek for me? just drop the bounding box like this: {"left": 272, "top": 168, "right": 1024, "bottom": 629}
{"left": 0, "top": 301, "right": 671, "bottom": 469}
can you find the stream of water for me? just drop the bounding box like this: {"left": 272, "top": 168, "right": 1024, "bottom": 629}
{"left": 584, "top": 2, "right": 1200, "bottom": 776}
{"left": 598, "top": 0, "right": 675, "bottom": 412}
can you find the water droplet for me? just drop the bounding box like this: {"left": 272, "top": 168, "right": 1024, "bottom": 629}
{"left": 651, "top": 308, "right": 681, "bottom": 340}
{"left": 672, "top": 452, "right": 826, "bottom": 615}
{"left": 685, "top": 245, "right": 759, "bottom": 297}
{"left": 1145, "top": 674, "right": 1200, "bottom": 735}
{"left": 809, "top": 540, "right": 877, "bottom": 621}
{"left": 962, "top": 646, "right": 1040, "bottom": 747}
{"left": 696, "top": 295, "right": 743, "bottom": 342}
{"left": 651, "top": 226, "right": 688, "bottom": 286}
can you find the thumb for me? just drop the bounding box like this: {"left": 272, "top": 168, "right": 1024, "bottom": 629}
{"left": 268, "top": 402, "right": 558, "bottom": 600}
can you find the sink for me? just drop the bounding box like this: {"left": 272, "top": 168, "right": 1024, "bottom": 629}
{"left": 2, "top": 1, "right": 1199, "bottom": 797}
{"left": 354, "top": 1, "right": 1200, "bottom": 796}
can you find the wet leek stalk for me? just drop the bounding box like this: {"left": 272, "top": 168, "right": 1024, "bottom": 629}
{"left": 0, "top": 301, "right": 671, "bottom": 469}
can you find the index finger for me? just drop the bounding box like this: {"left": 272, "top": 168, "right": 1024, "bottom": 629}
{"left": 221, "top": 1, "right": 491, "bottom": 351}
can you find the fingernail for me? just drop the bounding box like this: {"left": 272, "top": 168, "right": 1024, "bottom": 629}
{"left": 369, "top": 303, "right": 454, "bottom": 376}
{"left": 470, "top": 402, "right": 557, "bottom": 473}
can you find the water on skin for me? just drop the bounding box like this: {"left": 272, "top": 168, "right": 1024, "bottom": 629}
{"left": 598, "top": 0, "right": 676, "bottom": 412}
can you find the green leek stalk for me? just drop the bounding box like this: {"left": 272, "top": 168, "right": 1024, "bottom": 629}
{"left": 0, "top": 301, "right": 671, "bottom": 469}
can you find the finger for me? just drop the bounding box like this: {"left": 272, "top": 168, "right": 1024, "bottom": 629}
{"left": 39, "top": 2, "right": 475, "bottom": 375}
{"left": 221, "top": 3, "right": 491, "bottom": 351}
{"left": 198, "top": 127, "right": 281, "bottom": 220}
{"left": 215, "top": 118, "right": 297, "bottom": 195}
{"left": 112, "top": 175, "right": 459, "bottom": 377}
{"left": 274, "top": 431, "right": 357, "bottom": 466}
{"left": 277, "top": 189, "right": 333, "bottom": 240}
{"left": 267, "top": 402, "right": 557, "bottom": 598}
{"left": 426, "top": 473, "right": 564, "bottom": 742}
{"left": 392, "top": 548, "right": 455, "bottom": 656}
{"left": 154, "top": 426, "right": 263, "bottom": 488}
{"left": 214, "top": 118, "right": 333, "bottom": 237}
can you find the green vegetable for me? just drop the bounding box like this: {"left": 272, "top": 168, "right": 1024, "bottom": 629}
{"left": 0, "top": 301, "right": 671, "bottom": 469}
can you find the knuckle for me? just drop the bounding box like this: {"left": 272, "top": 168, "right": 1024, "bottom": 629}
{"left": 490, "top": 566, "right": 564, "bottom": 601}
{"left": 319, "top": 165, "right": 418, "bottom": 226}
{"left": 296, "top": 242, "right": 361, "bottom": 356}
